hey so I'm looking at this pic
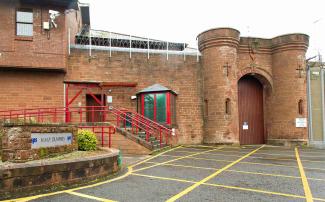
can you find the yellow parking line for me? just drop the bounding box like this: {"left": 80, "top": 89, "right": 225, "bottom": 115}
{"left": 204, "top": 182, "right": 306, "bottom": 200}
{"left": 144, "top": 161, "right": 300, "bottom": 179}
{"left": 2, "top": 146, "right": 182, "bottom": 202}
{"left": 65, "top": 191, "right": 117, "bottom": 202}
{"left": 132, "top": 173, "right": 196, "bottom": 184}
{"left": 161, "top": 154, "right": 325, "bottom": 172}
{"left": 165, "top": 145, "right": 265, "bottom": 202}
{"left": 144, "top": 161, "right": 325, "bottom": 182}
{"left": 131, "top": 172, "right": 325, "bottom": 201}
{"left": 129, "top": 145, "right": 182, "bottom": 168}
{"left": 295, "top": 147, "right": 313, "bottom": 202}
{"left": 133, "top": 146, "right": 225, "bottom": 172}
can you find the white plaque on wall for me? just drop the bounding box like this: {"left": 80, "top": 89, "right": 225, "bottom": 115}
{"left": 31, "top": 133, "right": 72, "bottom": 149}
{"left": 243, "top": 122, "right": 248, "bottom": 130}
{"left": 296, "top": 118, "right": 307, "bottom": 128}
{"left": 107, "top": 96, "right": 113, "bottom": 103}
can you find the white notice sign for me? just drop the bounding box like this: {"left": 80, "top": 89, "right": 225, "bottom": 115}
{"left": 296, "top": 118, "right": 307, "bottom": 128}
{"left": 107, "top": 96, "right": 113, "bottom": 103}
{"left": 31, "top": 133, "right": 72, "bottom": 149}
{"left": 243, "top": 122, "right": 248, "bottom": 130}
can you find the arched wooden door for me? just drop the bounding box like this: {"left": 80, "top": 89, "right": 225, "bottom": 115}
{"left": 238, "top": 75, "right": 264, "bottom": 144}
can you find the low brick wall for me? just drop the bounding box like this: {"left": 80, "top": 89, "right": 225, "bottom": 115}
{"left": 0, "top": 149, "right": 119, "bottom": 199}
{"left": 1, "top": 124, "right": 78, "bottom": 162}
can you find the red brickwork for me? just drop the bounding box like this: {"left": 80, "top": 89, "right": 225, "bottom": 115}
{"left": 0, "top": 0, "right": 81, "bottom": 71}
{"left": 66, "top": 51, "right": 205, "bottom": 144}
{"left": 198, "top": 28, "right": 309, "bottom": 145}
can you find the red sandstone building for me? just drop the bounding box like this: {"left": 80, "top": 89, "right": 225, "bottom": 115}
{"left": 0, "top": 0, "right": 310, "bottom": 150}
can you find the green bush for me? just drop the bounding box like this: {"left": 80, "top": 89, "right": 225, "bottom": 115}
{"left": 77, "top": 130, "right": 97, "bottom": 151}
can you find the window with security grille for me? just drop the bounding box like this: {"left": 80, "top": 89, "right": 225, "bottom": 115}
{"left": 16, "top": 9, "right": 33, "bottom": 36}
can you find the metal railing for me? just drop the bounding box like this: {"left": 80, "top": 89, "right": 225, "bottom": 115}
{"left": 0, "top": 106, "right": 175, "bottom": 148}
{"left": 68, "top": 25, "right": 201, "bottom": 61}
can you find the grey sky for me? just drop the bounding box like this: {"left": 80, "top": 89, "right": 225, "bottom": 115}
{"left": 81, "top": 0, "right": 324, "bottom": 58}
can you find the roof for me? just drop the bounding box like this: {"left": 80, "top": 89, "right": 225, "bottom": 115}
{"left": 20, "top": 0, "right": 78, "bottom": 9}
{"left": 137, "top": 84, "right": 178, "bottom": 95}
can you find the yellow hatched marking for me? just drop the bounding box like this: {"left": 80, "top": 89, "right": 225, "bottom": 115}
{"left": 132, "top": 172, "right": 325, "bottom": 201}
{"left": 144, "top": 161, "right": 300, "bottom": 179}
{"left": 133, "top": 146, "right": 224, "bottom": 172}
{"left": 165, "top": 145, "right": 265, "bottom": 202}
{"left": 295, "top": 147, "right": 313, "bottom": 202}
{"left": 178, "top": 149, "right": 325, "bottom": 163}
{"left": 65, "top": 191, "right": 117, "bottom": 202}
{"left": 132, "top": 173, "right": 196, "bottom": 183}
{"left": 161, "top": 154, "right": 325, "bottom": 172}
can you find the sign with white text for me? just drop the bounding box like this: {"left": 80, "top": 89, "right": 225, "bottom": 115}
{"left": 295, "top": 118, "right": 307, "bottom": 128}
{"left": 31, "top": 133, "right": 72, "bottom": 149}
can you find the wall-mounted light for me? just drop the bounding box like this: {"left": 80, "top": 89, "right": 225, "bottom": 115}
{"left": 130, "top": 95, "right": 137, "bottom": 100}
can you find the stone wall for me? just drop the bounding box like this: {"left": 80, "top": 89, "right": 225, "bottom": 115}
{"left": 0, "top": 149, "right": 119, "bottom": 199}
{"left": 1, "top": 124, "right": 78, "bottom": 162}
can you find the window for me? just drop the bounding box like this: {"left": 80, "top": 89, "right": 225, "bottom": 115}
{"left": 139, "top": 92, "right": 176, "bottom": 125}
{"left": 225, "top": 98, "right": 231, "bottom": 115}
{"left": 298, "top": 99, "right": 303, "bottom": 115}
{"left": 16, "top": 9, "right": 33, "bottom": 36}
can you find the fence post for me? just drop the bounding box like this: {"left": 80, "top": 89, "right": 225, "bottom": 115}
{"left": 89, "top": 28, "right": 92, "bottom": 57}
{"left": 109, "top": 32, "right": 112, "bottom": 58}
{"left": 147, "top": 37, "right": 150, "bottom": 59}
{"left": 68, "top": 28, "right": 71, "bottom": 55}
{"left": 197, "top": 38, "right": 199, "bottom": 62}
{"left": 167, "top": 41, "right": 169, "bottom": 60}
{"left": 183, "top": 43, "right": 186, "bottom": 61}
{"left": 129, "top": 34, "right": 132, "bottom": 59}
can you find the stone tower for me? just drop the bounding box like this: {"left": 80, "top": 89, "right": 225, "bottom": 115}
{"left": 198, "top": 27, "right": 309, "bottom": 145}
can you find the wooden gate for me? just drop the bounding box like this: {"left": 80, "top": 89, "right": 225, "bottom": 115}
{"left": 238, "top": 75, "right": 264, "bottom": 144}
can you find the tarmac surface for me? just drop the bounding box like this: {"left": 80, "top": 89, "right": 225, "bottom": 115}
{"left": 4, "top": 145, "right": 325, "bottom": 202}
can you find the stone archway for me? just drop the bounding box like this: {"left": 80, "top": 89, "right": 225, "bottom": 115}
{"left": 237, "top": 71, "right": 272, "bottom": 145}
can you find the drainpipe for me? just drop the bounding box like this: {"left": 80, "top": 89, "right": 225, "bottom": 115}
{"left": 321, "top": 68, "right": 325, "bottom": 143}
{"left": 306, "top": 56, "right": 317, "bottom": 144}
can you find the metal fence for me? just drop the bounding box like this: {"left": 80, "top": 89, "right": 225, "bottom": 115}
{"left": 68, "top": 25, "right": 200, "bottom": 61}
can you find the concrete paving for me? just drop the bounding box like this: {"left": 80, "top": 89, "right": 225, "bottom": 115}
{"left": 12, "top": 145, "right": 325, "bottom": 202}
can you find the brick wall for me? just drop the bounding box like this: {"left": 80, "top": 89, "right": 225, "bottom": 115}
{"left": 0, "top": 70, "right": 64, "bottom": 110}
{"left": 66, "top": 50, "right": 205, "bottom": 144}
{"left": 0, "top": 0, "right": 81, "bottom": 71}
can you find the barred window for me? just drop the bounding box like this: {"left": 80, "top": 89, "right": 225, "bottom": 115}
{"left": 16, "top": 9, "right": 33, "bottom": 36}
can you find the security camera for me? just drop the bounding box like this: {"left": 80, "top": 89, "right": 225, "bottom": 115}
{"left": 49, "top": 10, "right": 60, "bottom": 28}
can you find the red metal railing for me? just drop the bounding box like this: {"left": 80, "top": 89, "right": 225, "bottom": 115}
{"left": 0, "top": 106, "right": 175, "bottom": 148}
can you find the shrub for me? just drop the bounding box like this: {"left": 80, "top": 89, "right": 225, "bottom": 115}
{"left": 77, "top": 130, "right": 97, "bottom": 151}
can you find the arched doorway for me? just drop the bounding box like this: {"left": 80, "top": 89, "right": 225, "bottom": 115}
{"left": 238, "top": 75, "right": 264, "bottom": 144}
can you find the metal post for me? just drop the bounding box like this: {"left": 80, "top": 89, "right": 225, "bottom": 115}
{"left": 321, "top": 68, "right": 325, "bottom": 143}
{"left": 147, "top": 37, "right": 150, "bottom": 59}
{"left": 307, "top": 64, "right": 313, "bottom": 142}
{"left": 109, "top": 32, "right": 112, "bottom": 58}
{"left": 129, "top": 34, "right": 132, "bottom": 59}
{"left": 167, "top": 41, "right": 169, "bottom": 60}
{"left": 196, "top": 39, "right": 199, "bottom": 62}
{"left": 68, "top": 28, "right": 71, "bottom": 55}
{"left": 183, "top": 43, "right": 186, "bottom": 61}
{"left": 89, "top": 29, "right": 92, "bottom": 57}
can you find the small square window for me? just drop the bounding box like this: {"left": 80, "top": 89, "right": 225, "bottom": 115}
{"left": 16, "top": 9, "right": 33, "bottom": 36}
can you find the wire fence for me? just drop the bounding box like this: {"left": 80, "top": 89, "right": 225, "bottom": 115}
{"left": 68, "top": 25, "right": 200, "bottom": 61}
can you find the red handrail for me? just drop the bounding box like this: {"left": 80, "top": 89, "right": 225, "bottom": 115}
{"left": 0, "top": 105, "right": 175, "bottom": 147}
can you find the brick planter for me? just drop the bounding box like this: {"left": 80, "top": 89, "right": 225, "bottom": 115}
{"left": 1, "top": 124, "right": 78, "bottom": 162}
{"left": 0, "top": 149, "right": 119, "bottom": 199}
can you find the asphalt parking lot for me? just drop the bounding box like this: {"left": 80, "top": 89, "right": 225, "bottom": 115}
{"left": 5, "top": 145, "right": 325, "bottom": 202}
